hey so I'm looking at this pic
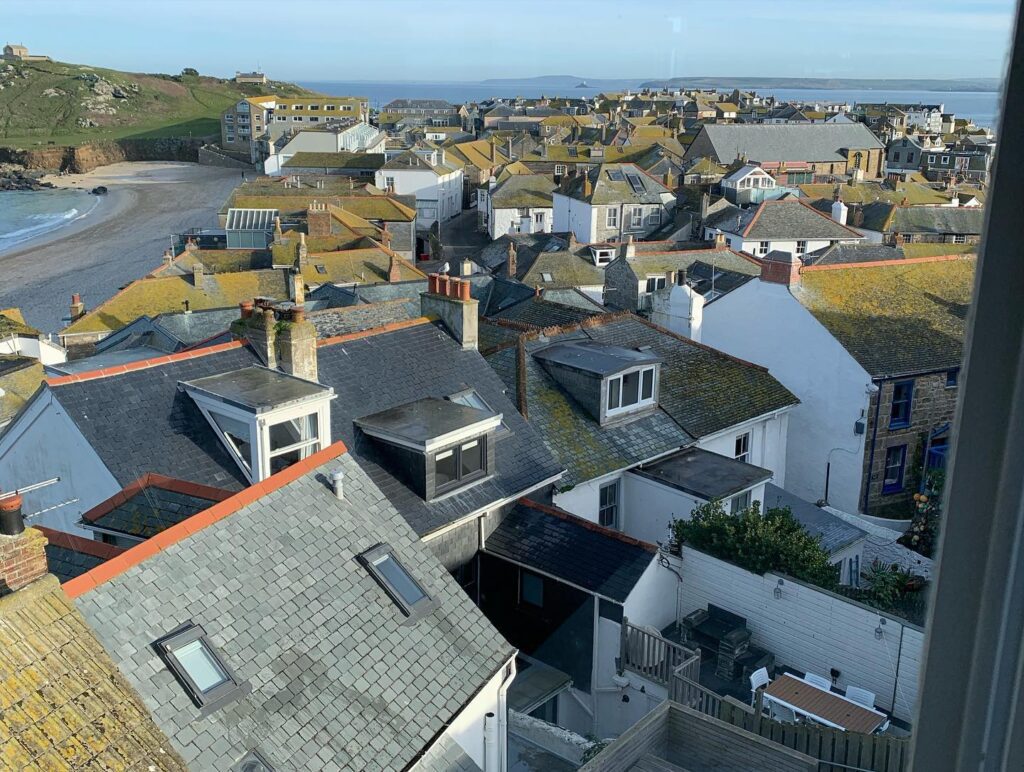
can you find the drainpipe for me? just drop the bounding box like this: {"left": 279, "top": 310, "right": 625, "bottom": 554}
{"left": 483, "top": 712, "right": 496, "bottom": 771}
{"left": 863, "top": 380, "right": 883, "bottom": 514}
{"left": 496, "top": 660, "right": 515, "bottom": 771}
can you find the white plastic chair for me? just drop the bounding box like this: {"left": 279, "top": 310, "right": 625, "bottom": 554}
{"left": 845, "top": 686, "right": 876, "bottom": 708}
{"left": 749, "top": 666, "right": 770, "bottom": 707}
{"left": 769, "top": 702, "right": 798, "bottom": 724}
{"left": 803, "top": 672, "right": 833, "bottom": 691}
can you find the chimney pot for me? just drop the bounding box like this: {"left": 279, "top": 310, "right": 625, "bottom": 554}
{"left": 665, "top": 270, "right": 675, "bottom": 286}
{"left": 428, "top": 273, "right": 439, "bottom": 294}
{"left": 240, "top": 300, "right": 255, "bottom": 319}
{"left": 458, "top": 279, "right": 471, "bottom": 301}
{"left": 438, "top": 275, "right": 450, "bottom": 296}
{"left": 330, "top": 469, "right": 344, "bottom": 499}
{"left": 0, "top": 492, "right": 25, "bottom": 536}
{"left": 291, "top": 306, "right": 306, "bottom": 323}
{"left": 71, "top": 293, "right": 81, "bottom": 305}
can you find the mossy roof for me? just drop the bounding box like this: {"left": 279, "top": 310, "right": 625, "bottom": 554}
{"left": 519, "top": 144, "right": 650, "bottom": 164}
{"left": 521, "top": 251, "right": 606, "bottom": 289}
{"left": 801, "top": 182, "right": 951, "bottom": 206}
{"left": 63, "top": 270, "right": 291, "bottom": 334}
{"left": 0, "top": 307, "right": 38, "bottom": 337}
{"left": 627, "top": 247, "right": 762, "bottom": 279}
{"left": 795, "top": 257, "right": 976, "bottom": 376}
{"left": 495, "top": 161, "right": 534, "bottom": 182}
{"left": 0, "top": 357, "right": 43, "bottom": 424}
{"left": 490, "top": 174, "right": 557, "bottom": 209}
{"left": 0, "top": 574, "right": 187, "bottom": 770}
{"left": 300, "top": 248, "right": 425, "bottom": 284}
{"left": 231, "top": 194, "right": 415, "bottom": 221}
{"left": 685, "top": 156, "right": 729, "bottom": 177}
{"left": 282, "top": 151, "right": 385, "bottom": 170}
{"left": 448, "top": 139, "right": 510, "bottom": 169}
{"left": 167, "top": 248, "right": 270, "bottom": 274}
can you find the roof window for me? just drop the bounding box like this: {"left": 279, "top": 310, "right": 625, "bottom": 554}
{"left": 447, "top": 388, "right": 510, "bottom": 437}
{"left": 154, "top": 621, "right": 250, "bottom": 712}
{"left": 236, "top": 750, "right": 275, "bottom": 772}
{"left": 359, "top": 544, "right": 434, "bottom": 618}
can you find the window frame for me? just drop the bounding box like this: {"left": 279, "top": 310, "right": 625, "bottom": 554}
{"left": 889, "top": 380, "right": 914, "bottom": 428}
{"left": 599, "top": 479, "right": 620, "bottom": 528}
{"left": 882, "top": 444, "right": 908, "bottom": 494}
{"left": 730, "top": 490, "right": 752, "bottom": 514}
{"left": 154, "top": 621, "right": 249, "bottom": 713}
{"left": 519, "top": 569, "right": 545, "bottom": 608}
{"left": 606, "top": 365, "right": 658, "bottom": 418}
{"left": 946, "top": 368, "right": 959, "bottom": 388}
{"left": 630, "top": 206, "right": 644, "bottom": 229}
{"left": 554, "top": 164, "right": 567, "bottom": 176}
{"left": 606, "top": 207, "right": 618, "bottom": 228}
{"left": 358, "top": 543, "right": 434, "bottom": 619}
{"left": 796, "top": 240, "right": 807, "bottom": 255}
{"left": 734, "top": 432, "right": 751, "bottom": 463}
{"left": 757, "top": 241, "right": 770, "bottom": 256}
{"left": 432, "top": 435, "right": 489, "bottom": 496}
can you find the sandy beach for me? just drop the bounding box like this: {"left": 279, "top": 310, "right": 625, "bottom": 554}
{"left": 0, "top": 161, "right": 242, "bottom": 334}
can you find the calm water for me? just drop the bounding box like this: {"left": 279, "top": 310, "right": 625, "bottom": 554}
{"left": 0, "top": 188, "right": 98, "bottom": 254}
{"left": 302, "top": 81, "right": 1001, "bottom": 128}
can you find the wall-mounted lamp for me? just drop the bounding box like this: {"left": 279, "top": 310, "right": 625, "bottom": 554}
{"left": 875, "top": 618, "right": 887, "bottom": 640}
{"left": 774, "top": 578, "right": 784, "bottom": 600}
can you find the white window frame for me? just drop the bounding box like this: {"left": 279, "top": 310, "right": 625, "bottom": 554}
{"left": 534, "top": 211, "right": 545, "bottom": 225}
{"left": 953, "top": 233, "right": 967, "bottom": 244}
{"left": 796, "top": 240, "right": 807, "bottom": 255}
{"left": 630, "top": 206, "right": 644, "bottom": 229}
{"left": 554, "top": 164, "right": 567, "bottom": 176}
{"left": 599, "top": 479, "right": 620, "bottom": 528}
{"left": 758, "top": 241, "right": 770, "bottom": 256}
{"left": 730, "top": 490, "right": 752, "bottom": 514}
{"left": 605, "top": 365, "right": 658, "bottom": 418}
{"left": 606, "top": 207, "right": 619, "bottom": 228}
{"left": 649, "top": 208, "right": 661, "bottom": 225}
{"left": 734, "top": 432, "right": 751, "bottom": 463}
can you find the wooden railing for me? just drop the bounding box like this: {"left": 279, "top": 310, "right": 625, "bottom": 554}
{"left": 669, "top": 670, "right": 722, "bottom": 719}
{"left": 618, "top": 618, "right": 700, "bottom": 689}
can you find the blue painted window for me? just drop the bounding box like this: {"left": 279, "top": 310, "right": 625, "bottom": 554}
{"left": 882, "top": 445, "right": 907, "bottom": 494}
{"left": 890, "top": 381, "right": 914, "bottom": 428}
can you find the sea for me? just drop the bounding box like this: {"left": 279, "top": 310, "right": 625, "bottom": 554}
{"left": 0, "top": 188, "right": 99, "bottom": 254}
{"left": 301, "top": 81, "right": 1002, "bottom": 129}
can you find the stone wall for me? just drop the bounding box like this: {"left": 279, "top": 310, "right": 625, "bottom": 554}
{"left": 0, "top": 137, "right": 203, "bottom": 173}
{"left": 862, "top": 371, "right": 959, "bottom": 516}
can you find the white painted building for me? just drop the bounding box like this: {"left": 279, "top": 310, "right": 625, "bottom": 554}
{"left": 482, "top": 174, "right": 557, "bottom": 239}
{"left": 263, "top": 122, "right": 385, "bottom": 175}
{"left": 375, "top": 149, "right": 463, "bottom": 230}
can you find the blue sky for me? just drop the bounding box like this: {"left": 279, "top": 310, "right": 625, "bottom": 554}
{"left": 4, "top": 0, "right": 1016, "bottom": 82}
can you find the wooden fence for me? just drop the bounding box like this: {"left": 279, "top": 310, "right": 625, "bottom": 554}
{"left": 669, "top": 670, "right": 911, "bottom": 772}
{"left": 619, "top": 618, "right": 700, "bottom": 689}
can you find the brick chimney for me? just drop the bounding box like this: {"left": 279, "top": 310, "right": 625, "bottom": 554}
{"left": 307, "top": 201, "right": 331, "bottom": 237}
{"left": 0, "top": 492, "right": 48, "bottom": 595}
{"left": 760, "top": 252, "right": 802, "bottom": 287}
{"left": 421, "top": 274, "right": 479, "bottom": 350}
{"left": 276, "top": 306, "right": 318, "bottom": 382}
{"left": 69, "top": 293, "right": 86, "bottom": 322}
{"left": 388, "top": 254, "right": 402, "bottom": 283}
{"left": 507, "top": 240, "right": 517, "bottom": 277}
{"left": 380, "top": 222, "right": 391, "bottom": 249}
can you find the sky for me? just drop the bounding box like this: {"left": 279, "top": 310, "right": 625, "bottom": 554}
{"left": 4, "top": 0, "right": 1016, "bottom": 82}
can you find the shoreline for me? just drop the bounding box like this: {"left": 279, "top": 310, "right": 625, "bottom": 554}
{"left": 0, "top": 161, "right": 242, "bottom": 333}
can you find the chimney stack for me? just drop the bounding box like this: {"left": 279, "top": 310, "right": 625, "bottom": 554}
{"left": 714, "top": 232, "right": 727, "bottom": 248}
{"left": 388, "top": 253, "right": 402, "bottom": 283}
{"left": 276, "top": 306, "right": 318, "bottom": 382}
{"left": 420, "top": 275, "right": 479, "bottom": 350}
{"left": 507, "top": 240, "right": 517, "bottom": 277}
{"left": 69, "top": 293, "right": 86, "bottom": 322}
{"left": 307, "top": 201, "right": 332, "bottom": 237}
{"left": 245, "top": 307, "right": 278, "bottom": 369}
{"left": 665, "top": 270, "right": 675, "bottom": 287}
{"left": 297, "top": 231, "right": 309, "bottom": 267}
{"left": 461, "top": 258, "right": 474, "bottom": 277}
{"left": 163, "top": 249, "right": 174, "bottom": 266}
{"left": 192, "top": 263, "right": 205, "bottom": 287}
{"left": 0, "top": 492, "right": 49, "bottom": 594}
{"left": 760, "top": 252, "right": 802, "bottom": 287}
{"left": 582, "top": 169, "right": 593, "bottom": 198}
{"left": 289, "top": 268, "right": 306, "bottom": 304}
{"left": 274, "top": 216, "right": 283, "bottom": 245}
{"left": 831, "top": 197, "right": 849, "bottom": 226}
{"left": 622, "top": 234, "right": 636, "bottom": 259}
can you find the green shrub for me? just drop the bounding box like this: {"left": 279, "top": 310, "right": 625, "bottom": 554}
{"left": 671, "top": 500, "right": 839, "bottom": 590}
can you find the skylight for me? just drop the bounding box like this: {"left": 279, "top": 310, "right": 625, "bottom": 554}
{"left": 154, "top": 621, "right": 249, "bottom": 712}
{"left": 359, "top": 544, "right": 433, "bottom": 618}
{"left": 607, "top": 170, "right": 625, "bottom": 181}
{"left": 626, "top": 173, "right": 646, "bottom": 193}
{"left": 542, "top": 272, "right": 554, "bottom": 282}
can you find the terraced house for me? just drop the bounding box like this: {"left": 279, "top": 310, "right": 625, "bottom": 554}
{"left": 702, "top": 253, "right": 974, "bottom": 516}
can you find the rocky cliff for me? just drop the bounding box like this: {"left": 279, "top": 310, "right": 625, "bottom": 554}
{"left": 0, "top": 137, "right": 203, "bottom": 173}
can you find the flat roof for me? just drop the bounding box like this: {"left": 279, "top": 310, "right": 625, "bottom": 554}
{"left": 356, "top": 396, "right": 501, "bottom": 452}
{"left": 181, "top": 366, "right": 332, "bottom": 413}
{"left": 633, "top": 447, "right": 771, "bottom": 500}
{"left": 533, "top": 340, "right": 662, "bottom": 377}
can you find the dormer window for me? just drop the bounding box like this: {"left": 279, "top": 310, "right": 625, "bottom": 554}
{"left": 607, "top": 365, "right": 657, "bottom": 417}
{"left": 181, "top": 367, "right": 334, "bottom": 483}
{"left": 356, "top": 397, "right": 501, "bottom": 500}
{"left": 591, "top": 246, "right": 616, "bottom": 265}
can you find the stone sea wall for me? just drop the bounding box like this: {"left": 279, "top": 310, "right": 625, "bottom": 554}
{"left": 0, "top": 137, "right": 203, "bottom": 173}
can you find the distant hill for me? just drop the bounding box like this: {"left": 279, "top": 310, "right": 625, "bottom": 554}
{"left": 479, "top": 74, "right": 643, "bottom": 90}
{"left": 639, "top": 75, "right": 1002, "bottom": 93}
{"left": 0, "top": 59, "right": 318, "bottom": 148}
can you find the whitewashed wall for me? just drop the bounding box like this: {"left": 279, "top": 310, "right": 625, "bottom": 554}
{"left": 670, "top": 547, "right": 922, "bottom": 721}
{"left": 622, "top": 471, "right": 703, "bottom": 545}
{"left": 553, "top": 193, "right": 596, "bottom": 242}
{"left": 489, "top": 206, "right": 553, "bottom": 239}
{"left": 442, "top": 656, "right": 512, "bottom": 769}
{"left": 0, "top": 390, "right": 121, "bottom": 535}
{"left": 553, "top": 471, "right": 623, "bottom": 524}
{"left": 703, "top": 280, "right": 872, "bottom": 512}
{"left": 696, "top": 411, "right": 790, "bottom": 488}
{"left": 0, "top": 335, "right": 66, "bottom": 365}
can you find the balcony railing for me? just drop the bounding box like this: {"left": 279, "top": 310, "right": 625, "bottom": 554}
{"left": 619, "top": 618, "right": 700, "bottom": 689}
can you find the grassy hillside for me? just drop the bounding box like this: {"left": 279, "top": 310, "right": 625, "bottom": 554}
{"left": 0, "top": 59, "right": 318, "bottom": 147}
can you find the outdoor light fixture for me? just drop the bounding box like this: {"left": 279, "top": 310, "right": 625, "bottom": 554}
{"left": 774, "top": 578, "right": 784, "bottom": 600}
{"left": 875, "top": 618, "right": 886, "bottom": 640}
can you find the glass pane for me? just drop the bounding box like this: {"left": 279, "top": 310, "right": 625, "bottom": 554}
{"left": 373, "top": 553, "right": 426, "bottom": 605}
{"left": 622, "top": 371, "right": 640, "bottom": 407}
{"left": 450, "top": 391, "right": 488, "bottom": 411}
{"left": 269, "top": 413, "right": 318, "bottom": 451}
{"left": 210, "top": 411, "right": 252, "bottom": 470}
{"left": 173, "top": 639, "right": 229, "bottom": 693}
{"left": 641, "top": 368, "right": 654, "bottom": 400}
{"left": 435, "top": 449, "right": 457, "bottom": 488}
{"left": 607, "top": 378, "right": 621, "bottom": 410}
{"left": 521, "top": 572, "right": 544, "bottom": 607}
{"left": 461, "top": 439, "right": 483, "bottom": 477}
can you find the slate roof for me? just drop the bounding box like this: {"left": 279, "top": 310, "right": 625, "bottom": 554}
{"left": 413, "top": 734, "right": 481, "bottom": 771}
{"left": 489, "top": 174, "right": 557, "bottom": 209}
{"left": 485, "top": 501, "right": 656, "bottom": 602}
{"left": 688, "top": 123, "right": 884, "bottom": 164}
{"left": 521, "top": 250, "right": 607, "bottom": 289}
{"left": 35, "top": 525, "right": 126, "bottom": 584}
{"left": 559, "top": 163, "right": 672, "bottom": 205}
{"left": 762, "top": 483, "right": 866, "bottom": 555}
{"left": 0, "top": 573, "right": 187, "bottom": 770}
{"left": 73, "top": 450, "right": 513, "bottom": 771}
{"left": 805, "top": 243, "right": 908, "bottom": 266}
{"left": 489, "top": 297, "right": 603, "bottom": 328}
{"left": 476, "top": 232, "right": 569, "bottom": 274}
{"left": 739, "top": 199, "right": 864, "bottom": 241}
{"left": 624, "top": 246, "right": 761, "bottom": 283}
{"left": 309, "top": 297, "right": 420, "bottom": 338}
{"left": 95, "top": 307, "right": 243, "bottom": 355}
{"left": 795, "top": 257, "right": 976, "bottom": 377}
{"left": 891, "top": 206, "right": 985, "bottom": 235}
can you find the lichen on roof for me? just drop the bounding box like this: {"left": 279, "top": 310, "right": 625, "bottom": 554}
{"left": 796, "top": 256, "right": 976, "bottom": 376}
{"left": 283, "top": 151, "right": 385, "bottom": 170}
{"left": 0, "top": 573, "right": 187, "bottom": 770}
{"left": 300, "top": 248, "right": 426, "bottom": 284}
{"left": 0, "top": 308, "right": 38, "bottom": 337}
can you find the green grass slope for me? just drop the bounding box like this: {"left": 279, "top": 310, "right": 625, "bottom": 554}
{"left": 0, "top": 59, "right": 318, "bottom": 147}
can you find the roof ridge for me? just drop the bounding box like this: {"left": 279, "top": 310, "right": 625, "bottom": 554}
{"left": 45, "top": 340, "right": 245, "bottom": 387}
{"left": 801, "top": 253, "right": 974, "bottom": 273}
{"left": 517, "top": 498, "right": 657, "bottom": 553}
{"left": 62, "top": 441, "right": 349, "bottom": 599}
{"left": 316, "top": 315, "right": 433, "bottom": 348}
